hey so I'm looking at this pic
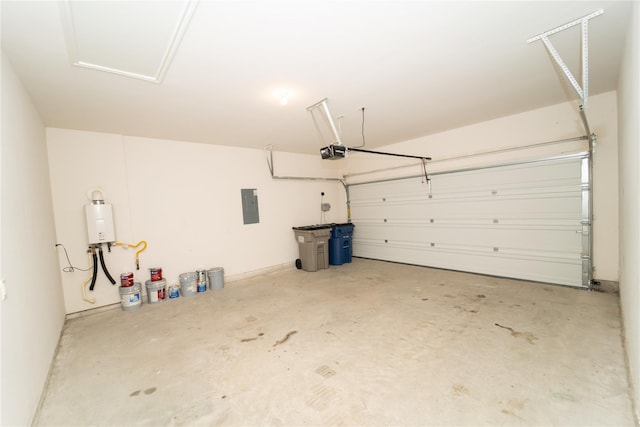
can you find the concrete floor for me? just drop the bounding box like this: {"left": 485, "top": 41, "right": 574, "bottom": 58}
{"left": 35, "top": 258, "right": 635, "bottom": 426}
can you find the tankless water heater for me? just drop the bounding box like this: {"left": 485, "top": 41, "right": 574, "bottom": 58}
{"left": 85, "top": 190, "right": 115, "bottom": 244}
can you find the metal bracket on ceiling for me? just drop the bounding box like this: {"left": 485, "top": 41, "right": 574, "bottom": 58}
{"left": 307, "top": 98, "right": 344, "bottom": 146}
{"left": 527, "top": 9, "right": 603, "bottom": 108}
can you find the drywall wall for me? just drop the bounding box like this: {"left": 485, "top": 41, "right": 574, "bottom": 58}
{"left": 47, "top": 129, "right": 346, "bottom": 314}
{"left": 617, "top": 1, "right": 640, "bottom": 420}
{"left": 0, "top": 53, "right": 66, "bottom": 426}
{"left": 345, "top": 91, "right": 619, "bottom": 282}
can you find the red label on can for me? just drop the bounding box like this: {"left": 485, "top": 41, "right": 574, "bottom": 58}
{"left": 120, "top": 272, "right": 134, "bottom": 287}
{"left": 150, "top": 268, "right": 162, "bottom": 282}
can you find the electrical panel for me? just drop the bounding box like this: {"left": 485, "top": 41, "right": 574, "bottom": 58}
{"left": 241, "top": 188, "right": 260, "bottom": 225}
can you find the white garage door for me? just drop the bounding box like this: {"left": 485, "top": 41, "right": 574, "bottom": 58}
{"left": 349, "top": 155, "right": 591, "bottom": 288}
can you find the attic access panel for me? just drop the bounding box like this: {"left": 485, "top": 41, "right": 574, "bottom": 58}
{"left": 60, "top": 0, "right": 197, "bottom": 82}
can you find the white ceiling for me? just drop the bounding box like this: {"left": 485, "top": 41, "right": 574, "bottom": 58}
{"left": 1, "top": 1, "right": 633, "bottom": 155}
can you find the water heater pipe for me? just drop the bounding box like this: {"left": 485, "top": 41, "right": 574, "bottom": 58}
{"left": 98, "top": 245, "right": 116, "bottom": 284}
{"left": 89, "top": 248, "right": 98, "bottom": 291}
{"left": 113, "top": 240, "right": 148, "bottom": 270}
{"left": 81, "top": 251, "right": 96, "bottom": 304}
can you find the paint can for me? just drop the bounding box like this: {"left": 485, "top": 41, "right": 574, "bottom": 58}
{"left": 207, "top": 267, "right": 224, "bottom": 291}
{"left": 120, "top": 272, "right": 134, "bottom": 287}
{"left": 168, "top": 283, "right": 180, "bottom": 299}
{"left": 145, "top": 279, "right": 166, "bottom": 304}
{"left": 119, "top": 282, "right": 142, "bottom": 311}
{"left": 197, "top": 270, "right": 207, "bottom": 293}
{"left": 179, "top": 272, "right": 197, "bottom": 297}
{"left": 149, "top": 267, "right": 163, "bottom": 282}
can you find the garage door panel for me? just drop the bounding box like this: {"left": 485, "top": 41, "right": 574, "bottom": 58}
{"left": 354, "top": 223, "right": 581, "bottom": 252}
{"left": 351, "top": 191, "right": 582, "bottom": 218}
{"left": 351, "top": 159, "right": 581, "bottom": 196}
{"left": 349, "top": 156, "right": 588, "bottom": 287}
{"left": 351, "top": 197, "right": 582, "bottom": 219}
{"left": 352, "top": 183, "right": 582, "bottom": 201}
{"left": 431, "top": 162, "right": 581, "bottom": 190}
{"left": 354, "top": 217, "right": 580, "bottom": 226}
{"left": 354, "top": 240, "right": 582, "bottom": 286}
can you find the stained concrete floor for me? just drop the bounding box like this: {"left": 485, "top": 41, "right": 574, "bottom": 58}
{"left": 35, "top": 258, "right": 635, "bottom": 426}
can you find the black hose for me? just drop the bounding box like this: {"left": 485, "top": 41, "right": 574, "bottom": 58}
{"left": 98, "top": 246, "right": 116, "bottom": 285}
{"left": 89, "top": 252, "right": 98, "bottom": 291}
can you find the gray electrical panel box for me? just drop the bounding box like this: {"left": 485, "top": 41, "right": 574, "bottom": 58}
{"left": 241, "top": 188, "right": 260, "bottom": 224}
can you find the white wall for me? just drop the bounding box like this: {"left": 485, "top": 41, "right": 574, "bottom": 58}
{"left": 47, "top": 129, "right": 346, "bottom": 314}
{"left": 617, "top": 1, "right": 640, "bottom": 420}
{"left": 345, "top": 91, "right": 619, "bottom": 282}
{"left": 0, "top": 53, "right": 66, "bottom": 425}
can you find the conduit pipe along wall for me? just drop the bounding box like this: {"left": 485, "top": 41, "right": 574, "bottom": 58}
{"left": 264, "top": 145, "right": 351, "bottom": 220}
{"left": 265, "top": 144, "right": 345, "bottom": 185}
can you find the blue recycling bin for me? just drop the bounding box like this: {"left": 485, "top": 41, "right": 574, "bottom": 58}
{"left": 329, "top": 223, "right": 355, "bottom": 265}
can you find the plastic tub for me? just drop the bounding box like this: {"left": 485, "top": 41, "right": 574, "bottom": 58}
{"left": 179, "top": 272, "right": 198, "bottom": 297}
{"left": 207, "top": 267, "right": 224, "bottom": 290}
{"left": 145, "top": 279, "right": 166, "bottom": 304}
{"left": 119, "top": 282, "right": 142, "bottom": 311}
